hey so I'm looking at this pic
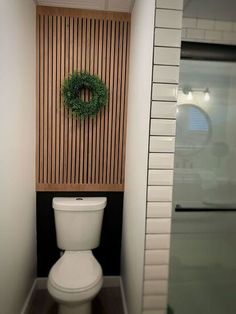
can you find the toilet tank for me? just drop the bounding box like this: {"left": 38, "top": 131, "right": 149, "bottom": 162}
{"left": 52, "top": 197, "right": 106, "bottom": 250}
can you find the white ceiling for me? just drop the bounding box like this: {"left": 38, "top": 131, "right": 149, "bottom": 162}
{"left": 184, "top": 0, "right": 236, "bottom": 21}
{"left": 36, "top": 0, "right": 134, "bottom": 12}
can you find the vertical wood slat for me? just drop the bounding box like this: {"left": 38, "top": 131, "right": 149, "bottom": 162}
{"left": 119, "top": 21, "right": 128, "bottom": 183}
{"left": 94, "top": 19, "right": 100, "bottom": 184}
{"left": 87, "top": 19, "right": 93, "bottom": 184}
{"left": 75, "top": 17, "right": 82, "bottom": 184}
{"left": 100, "top": 19, "right": 107, "bottom": 184}
{"left": 111, "top": 21, "right": 119, "bottom": 184}
{"left": 59, "top": 16, "right": 65, "bottom": 184}
{"left": 96, "top": 19, "right": 103, "bottom": 184}
{"left": 64, "top": 16, "right": 69, "bottom": 183}
{"left": 40, "top": 14, "right": 45, "bottom": 184}
{"left": 52, "top": 16, "right": 57, "bottom": 184}
{"left": 115, "top": 21, "right": 123, "bottom": 184}
{"left": 36, "top": 13, "right": 40, "bottom": 185}
{"left": 67, "top": 17, "right": 73, "bottom": 184}
{"left": 55, "top": 16, "right": 61, "bottom": 184}
{"left": 83, "top": 18, "right": 88, "bottom": 184}
{"left": 36, "top": 7, "right": 130, "bottom": 191}
{"left": 107, "top": 20, "right": 115, "bottom": 184}
{"left": 43, "top": 15, "right": 48, "bottom": 183}
{"left": 103, "top": 19, "right": 111, "bottom": 185}
{"left": 122, "top": 22, "right": 130, "bottom": 183}
{"left": 48, "top": 15, "right": 52, "bottom": 184}
{"left": 71, "top": 18, "right": 77, "bottom": 184}
{"left": 91, "top": 19, "right": 97, "bottom": 184}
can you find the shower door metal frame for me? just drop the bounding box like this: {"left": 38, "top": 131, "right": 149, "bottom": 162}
{"left": 181, "top": 41, "right": 236, "bottom": 62}
{"left": 175, "top": 41, "right": 236, "bottom": 212}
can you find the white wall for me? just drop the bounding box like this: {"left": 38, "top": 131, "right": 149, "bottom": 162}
{"left": 0, "top": 1, "right": 36, "bottom": 313}
{"left": 121, "top": 1, "right": 155, "bottom": 313}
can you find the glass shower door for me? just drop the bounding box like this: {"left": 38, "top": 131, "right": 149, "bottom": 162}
{"left": 168, "top": 59, "right": 236, "bottom": 314}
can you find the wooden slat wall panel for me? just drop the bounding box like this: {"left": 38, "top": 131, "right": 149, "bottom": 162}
{"left": 36, "top": 6, "right": 130, "bottom": 191}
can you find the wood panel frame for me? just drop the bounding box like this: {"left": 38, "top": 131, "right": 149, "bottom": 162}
{"left": 36, "top": 6, "right": 130, "bottom": 191}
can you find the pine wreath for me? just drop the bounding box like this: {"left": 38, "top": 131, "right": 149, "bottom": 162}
{"left": 62, "top": 71, "right": 108, "bottom": 119}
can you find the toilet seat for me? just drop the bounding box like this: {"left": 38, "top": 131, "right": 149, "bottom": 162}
{"left": 48, "top": 251, "right": 103, "bottom": 304}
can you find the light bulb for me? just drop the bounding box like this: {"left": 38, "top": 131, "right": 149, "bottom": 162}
{"left": 204, "top": 89, "right": 210, "bottom": 101}
{"left": 187, "top": 90, "right": 193, "bottom": 100}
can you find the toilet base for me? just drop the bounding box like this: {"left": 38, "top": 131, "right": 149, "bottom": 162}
{"left": 58, "top": 302, "right": 91, "bottom": 314}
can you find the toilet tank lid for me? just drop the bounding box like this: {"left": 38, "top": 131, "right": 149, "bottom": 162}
{"left": 53, "top": 197, "right": 107, "bottom": 211}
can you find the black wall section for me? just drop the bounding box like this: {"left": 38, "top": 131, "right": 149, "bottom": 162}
{"left": 37, "top": 192, "right": 123, "bottom": 277}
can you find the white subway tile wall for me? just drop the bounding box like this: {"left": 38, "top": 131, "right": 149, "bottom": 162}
{"left": 142, "top": 0, "right": 183, "bottom": 312}
{"left": 215, "top": 20, "right": 233, "bottom": 31}
{"left": 148, "top": 186, "right": 173, "bottom": 202}
{"left": 147, "top": 202, "right": 172, "bottom": 218}
{"left": 152, "top": 83, "right": 178, "bottom": 101}
{"left": 146, "top": 234, "right": 171, "bottom": 250}
{"left": 145, "top": 250, "right": 170, "bottom": 265}
{"left": 155, "top": 9, "right": 182, "bottom": 29}
{"left": 182, "top": 17, "right": 197, "bottom": 28}
{"left": 182, "top": 17, "right": 236, "bottom": 44}
{"left": 186, "top": 28, "right": 205, "bottom": 40}
{"left": 144, "top": 265, "right": 169, "bottom": 280}
{"left": 146, "top": 218, "right": 171, "bottom": 234}
{"left": 156, "top": 0, "right": 183, "bottom": 10}
{"left": 149, "top": 136, "right": 175, "bottom": 153}
{"left": 143, "top": 295, "right": 168, "bottom": 310}
{"left": 151, "top": 101, "right": 176, "bottom": 119}
{"left": 197, "top": 18, "right": 214, "bottom": 29}
{"left": 223, "top": 31, "right": 236, "bottom": 42}
{"left": 153, "top": 65, "right": 180, "bottom": 84}
{"left": 205, "top": 30, "right": 222, "bottom": 41}
{"left": 144, "top": 280, "right": 168, "bottom": 294}
{"left": 149, "top": 153, "right": 174, "bottom": 169}
{"left": 155, "top": 28, "right": 182, "bottom": 47}
{"left": 154, "top": 47, "right": 180, "bottom": 66}
{"left": 148, "top": 170, "right": 174, "bottom": 185}
{"left": 150, "top": 119, "right": 176, "bottom": 136}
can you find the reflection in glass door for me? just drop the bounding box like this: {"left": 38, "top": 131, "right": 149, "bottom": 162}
{"left": 168, "top": 56, "right": 236, "bottom": 314}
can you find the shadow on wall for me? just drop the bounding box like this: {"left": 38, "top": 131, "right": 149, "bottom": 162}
{"left": 36, "top": 192, "right": 123, "bottom": 277}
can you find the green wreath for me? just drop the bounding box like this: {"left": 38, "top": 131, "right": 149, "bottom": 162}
{"left": 62, "top": 71, "right": 108, "bottom": 119}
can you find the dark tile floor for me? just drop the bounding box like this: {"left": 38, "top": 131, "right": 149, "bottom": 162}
{"left": 29, "top": 288, "right": 124, "bottom": 314}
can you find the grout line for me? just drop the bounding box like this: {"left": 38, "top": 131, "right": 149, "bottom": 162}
{"left": 150, "top": 118, "right": 177, "bottom": 120}
{"left": 154, "top": 45, "right": 182, "bottom": 48}
{"left": 149, "top": 134, "right": 176, "bottom": 137}
{"left": 152, "top": 99, "right": 177, "bottom": 103}
{"left": 155, "top": 26, "right": 182, "bottom": 30}
{"left": 154, "top": 64, "right": 180, "bottom": 67}
{"left": 156, "top": 8, "right": 183, "bottom": 12}
{"left": 152, "top": 82, "right": 179, "bottom": 85}
{"left": 152, "top": 81, "right": 179, "bottom": 85}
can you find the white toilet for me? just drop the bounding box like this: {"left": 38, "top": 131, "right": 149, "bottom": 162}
{"left": 47, "top": 197, "right": 107, "bottom": 314}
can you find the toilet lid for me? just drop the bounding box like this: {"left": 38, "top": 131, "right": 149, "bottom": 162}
{"left": 49, "top": 251, "right": 102, "bottom": 292}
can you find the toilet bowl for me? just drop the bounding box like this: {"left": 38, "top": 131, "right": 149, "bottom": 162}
{"left": 47, "top": 197, "right": 107, "bottom": 314}
{"left": 48, "top": 251, "right": 103, "bottom": 314}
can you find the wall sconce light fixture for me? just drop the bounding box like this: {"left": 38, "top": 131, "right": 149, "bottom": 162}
{"left": 180, "top": 86, "right": 211, "bottom": 102}
{"left": 204, "top": 88, "right": 210, "bottom": 102}
{"left": 187, "top": 89, "right": 193, "bottom": 101}
{"left": 182, "top": 87, "right": 193, "bottom": 101}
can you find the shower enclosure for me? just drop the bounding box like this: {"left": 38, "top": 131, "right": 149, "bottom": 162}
{"left": 168, "top": 43, "right": 236, "bottom": 314}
